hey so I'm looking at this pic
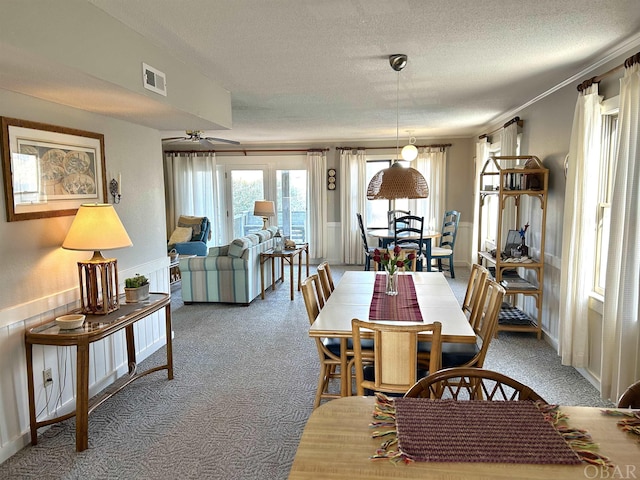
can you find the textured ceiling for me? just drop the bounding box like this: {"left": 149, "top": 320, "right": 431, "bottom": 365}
{"left": 55, "top": 1, "right": 640, "bottom": 144}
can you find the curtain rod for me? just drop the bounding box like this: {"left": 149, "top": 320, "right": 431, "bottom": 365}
{"left": 336, "top": 143, "right": 452, "bottom": 151}
{"left": 577, "top": 50, "right": 640, "bottom": 92}
{"left": 478, "top": 117, "right": 523, "bottom": 140}
{"left": 164, "top": 148, "right": 330, "bottom": 155}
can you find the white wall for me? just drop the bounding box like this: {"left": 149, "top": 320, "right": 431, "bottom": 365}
{"left": 0, "top": 90, "right": 170, "bottom": 463}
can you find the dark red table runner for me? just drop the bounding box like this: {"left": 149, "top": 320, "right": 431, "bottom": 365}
{"left": 368, "top": 274, "right": 423, "bottom": 322}
{"left": 393, "top": 398, "right": 581, "bottom": 464}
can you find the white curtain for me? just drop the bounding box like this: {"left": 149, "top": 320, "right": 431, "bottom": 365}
{"left": 413, "top": 147, "right": 447, "bottom": 231}
{"left": 472, "top": 139, "right": 490, "bottom": 260}
{"left": 340, "top": 149, "right": 367, "bottom": 264}
{"left": 307, "top": 151, "right": 327, "bottom": 260}
{"left": 164, "top": 152, "right": 218, "bottom": 246}
{"left": 559, "top": 84, "right": 602, "bottom": 367}
{"left": 601, "top": 61, "right": 640, "bottom": 402}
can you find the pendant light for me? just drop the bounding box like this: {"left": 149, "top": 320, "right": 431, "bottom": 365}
{"left": 366, "top": 55, "right": 429, "bottom": 200}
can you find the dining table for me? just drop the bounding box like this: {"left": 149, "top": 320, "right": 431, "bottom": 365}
{"left": 309, "top": 271, "right": 476, "bottom": 396}
{"left": 288, "top": 396, "right": 640, "bottom": 480}
{"left": 367, "top": 228, "right": 441, "bottom": 271}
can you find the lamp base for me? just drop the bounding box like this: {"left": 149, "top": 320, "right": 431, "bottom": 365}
{"left": 77, "top": 252, "right": 120, "bottom": 315}
{"left": 261, "top": 217, "right": 269, "bottom": 230}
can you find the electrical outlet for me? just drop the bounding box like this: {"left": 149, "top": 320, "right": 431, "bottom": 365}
{"left": 43, "top": 368, "right": 53, "bottom": 386}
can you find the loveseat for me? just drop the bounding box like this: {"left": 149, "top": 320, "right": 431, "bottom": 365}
{"left": 179, "top": 226, "right": 281, "bottom": 305}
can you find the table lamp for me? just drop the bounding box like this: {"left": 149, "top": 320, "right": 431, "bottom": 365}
{"left": 253, "top": 200, "right": 275, "bottom": 230}
{"left": 62, "top": 204, "right": 133, "bottom": 315}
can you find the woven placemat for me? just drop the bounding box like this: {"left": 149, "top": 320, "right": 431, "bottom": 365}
{"left": 369, "top": 274, "right": 423, "bottom": 321}
{"left": 393, "top": 398, "right": 582, "bottom": 464}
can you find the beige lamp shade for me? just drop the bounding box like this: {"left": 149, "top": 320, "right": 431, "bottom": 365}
{"left": 62, "top": 204, "right": 133, "bottom": 252}
{"left": 62, "top": 204, "right": 132, "bottom": 315}
{"left": 253, "top": 200, "right": 275, "bottom": 218}
{"left": 366, "top": 162, "right": 429, "bottom": 200}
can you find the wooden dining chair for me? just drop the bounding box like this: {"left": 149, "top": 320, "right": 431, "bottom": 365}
{"left": 372, "top": 248, "right": 418, "bottom": 272}
{"left": 462, "top": 263, "right": 489, "bottom": 329}
{"left": 404, "top": 367, "right": 546, "bottom": 402}
{"left": 356, "top": 213, "right": 377, "bottom": 271}
{"left": 430, "top": 210, "right": 461, "bottom": 278}
{"left": 617, "top": 379, "right": 640, "bottom": 408}
{"left": 418, "top": 279, "right": 504, "bottom": 370}
{"left": 351, "top": 319, "right": 442, "bottom": 396}
{"left": 393, "top": 215, "right": 424, "bottom": 254}
{"left": 302, "top": 275, "right": 342, "bottom": 408}
{"left": 317, "top": 261, "right": 335, "bottom": 300}
{"left": 387, "top": 209, "right": 411, "bottom": 229}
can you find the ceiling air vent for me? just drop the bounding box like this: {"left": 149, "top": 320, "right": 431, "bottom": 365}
{"left": 142, "top": 63, "right": 167, "bottom": 96}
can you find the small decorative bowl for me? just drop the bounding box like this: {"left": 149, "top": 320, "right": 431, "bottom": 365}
{"left": 55, "top": 314, "right": 86, "bottom": 330}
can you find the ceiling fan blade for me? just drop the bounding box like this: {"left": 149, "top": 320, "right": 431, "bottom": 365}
{"left": 199, "top": 138, "right": 216, "bottom": 148}
{"left": 204, "top": 136, "right": 240, "bottom": 145}
{"left": 161, "top": 137, "right": 186, "bottom": 142}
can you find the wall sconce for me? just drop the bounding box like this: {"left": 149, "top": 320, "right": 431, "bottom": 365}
{"left": 110, "top": 173, "right": 122, "bottom": 204}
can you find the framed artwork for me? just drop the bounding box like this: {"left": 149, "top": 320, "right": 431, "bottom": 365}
{"left": 1, "top": 117, "right": 107, "bottom": 221}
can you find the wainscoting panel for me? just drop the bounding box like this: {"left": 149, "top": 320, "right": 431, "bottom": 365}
{"left": 0, "top": 257, "right": 170, "bottom": 464}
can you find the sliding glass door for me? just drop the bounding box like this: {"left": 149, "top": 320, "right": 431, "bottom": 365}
{"left": 226, "top": 167, "right": 267, "bottom": 239}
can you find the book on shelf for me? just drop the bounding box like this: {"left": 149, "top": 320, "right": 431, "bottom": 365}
{"left": 500, "top": 277, "right": 538, "bottom": 290}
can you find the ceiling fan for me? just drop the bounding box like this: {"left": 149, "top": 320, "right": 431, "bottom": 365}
{"left": 162, "top": 130, "right": 240, "bottom": 147}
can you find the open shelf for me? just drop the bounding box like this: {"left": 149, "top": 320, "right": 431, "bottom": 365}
{"left": 476, "top": 156, "right": 548, "bottom": 339}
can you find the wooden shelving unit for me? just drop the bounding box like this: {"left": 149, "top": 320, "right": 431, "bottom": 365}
{"left": 476, "top": 156, "right": 548, "bottom": 339}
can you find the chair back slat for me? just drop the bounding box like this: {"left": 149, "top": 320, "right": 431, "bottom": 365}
{"left": 462, "top": 264, "right": 489, "bottom": 329}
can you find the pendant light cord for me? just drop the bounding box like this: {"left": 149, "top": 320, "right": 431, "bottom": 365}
{"left": 395, "top": 70, "right": 400, "bottom": 162}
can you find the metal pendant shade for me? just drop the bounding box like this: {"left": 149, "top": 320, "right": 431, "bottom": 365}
{"left": 366, "top": 54, "right": 429, "bottom": 200}
{"left": 366, "top": 162, "right": 429, "bottom": 200}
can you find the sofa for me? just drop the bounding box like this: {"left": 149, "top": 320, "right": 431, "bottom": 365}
{"left": 179, "top": 226, "right": 281, "bottom": 305}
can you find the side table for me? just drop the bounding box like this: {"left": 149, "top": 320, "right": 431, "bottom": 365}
{"left": 25, "top": 293, "right": 172, "bottom": 452}
{"left": 260, "top": 244, "right": 309, "bottom": 300}
{"left": 169, "top": 254, "right": 195, "bottom": 286}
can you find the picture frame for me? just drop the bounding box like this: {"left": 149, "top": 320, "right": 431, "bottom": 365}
{"left": 1, "top": 117, "right": 107, "bottom": 221}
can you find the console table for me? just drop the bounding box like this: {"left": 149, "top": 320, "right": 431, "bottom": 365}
{"left": 25, "top": 292, "right": 172, "bottom": 452}
{"left": 260, "top": 244, "right": 309, "bottom": 300}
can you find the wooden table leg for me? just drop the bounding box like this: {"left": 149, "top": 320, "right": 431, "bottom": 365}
{"left": 289, "top": 253, "right": 294, "bottom": 300}
{"left": 260, "top": 255, "right": 266, "bottom": 299}
{"left": 25, "top": 342, "right": 37, "bottom": 445}
{"left": 425, "top": 238, "right": 433, "bottom": 272}
{"left": 125, "top": 324, "right": 136, "bottom": 374}
{"left": 76, "top": 341, "right": 90, "bottom": 452}
{"left": 297, "top": 249, "right": 303, "bottom": 291}
{"left": 340, "top": 338, "right": 349, "bottom": 396}
{"left": 305, "top": 244, "right": 309, "bottom": 277}
{"left": 165, "top": 304, "right": 174, "bottom": 380}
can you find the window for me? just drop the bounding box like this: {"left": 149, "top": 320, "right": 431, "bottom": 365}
{"left": 276, "top": 170, "right": 307, "bottom": 243}
{"left": 594, "top": 111, "right": 618, "bottom": 294}
{"left": 365, "top": 160, "right": 409, "bottom": 228}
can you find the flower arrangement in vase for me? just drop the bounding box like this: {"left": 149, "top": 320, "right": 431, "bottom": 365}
{"left": 372, "top": 245, "right": 416, "bottom": 295}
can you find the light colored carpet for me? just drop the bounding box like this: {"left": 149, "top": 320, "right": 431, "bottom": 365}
{"left": 0, "top": 266, "right": 611, "bottom": 479}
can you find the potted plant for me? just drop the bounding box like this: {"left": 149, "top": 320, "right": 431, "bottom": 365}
{"left": 124, "top": 274, "right": 150, "bottom": 303}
